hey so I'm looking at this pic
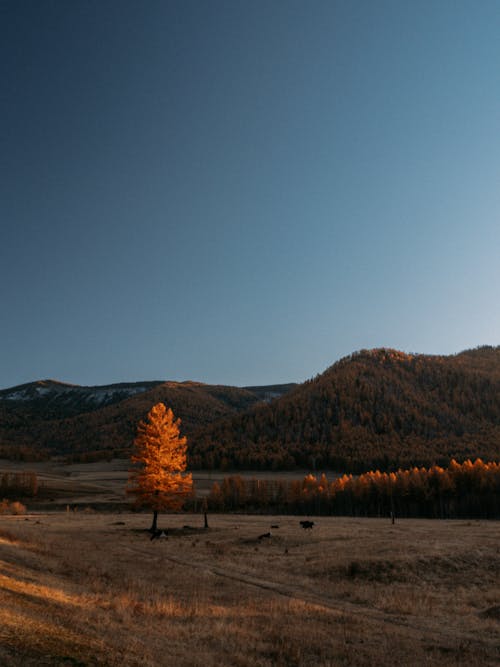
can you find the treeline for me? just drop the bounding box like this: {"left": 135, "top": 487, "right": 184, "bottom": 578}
{"left": 65, "top": 449, "right": 128, "bottom": 464}
{"left": 191, "top": 347, "right": 500, "bottom": 470}
{"left": 0, "top": 471, "right": 38, "bottom": 498}
{"left": 206, "top": 459, "right": 500, "bottom": 519}
{"left": 0, "top": 444, "right": 50, "bottom": 462}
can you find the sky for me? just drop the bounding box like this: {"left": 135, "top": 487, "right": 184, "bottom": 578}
{"left": 1, "top": 0, "right": 499, "bottom": 389}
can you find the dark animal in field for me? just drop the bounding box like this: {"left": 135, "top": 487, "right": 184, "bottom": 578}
{"left": 258, "top": 532, "right": 271, "bottom": 540}
{"left": 271, "top": 525, "right": 279, "bottom": 529}
{"left": 479, "top": 605, "right": 500, "bottom": 620}
{"left": 300, "top": 520, "right": 314, "bottom": 530}
{"left": 150, "top": 529, "right": 168, "bottom": 541}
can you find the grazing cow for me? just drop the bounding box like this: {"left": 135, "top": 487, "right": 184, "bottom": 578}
{"left": 258, "top": 532, "right": 271, "bottom": 540}
{"left": 300, "top": 520, "right": 314, "bottom": 530}
{"left": 150, "top": 529, "right": 168, "bottom": 541}
{"left": 270, "top": 525, "right": 279, "bottom": 529}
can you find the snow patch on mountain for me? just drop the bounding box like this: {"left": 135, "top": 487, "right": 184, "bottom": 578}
{"left": 1, "top": 384, "right": 151, "bottom": 403}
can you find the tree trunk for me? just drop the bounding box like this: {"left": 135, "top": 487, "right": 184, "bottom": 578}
{"left": 201, "top": 498, "right": 209, "bottom": 529}
{"left": 150, "top": 509, "right": 159, "bottom": 533}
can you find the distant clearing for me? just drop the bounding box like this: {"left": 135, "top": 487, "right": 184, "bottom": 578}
{"left": 0, "top": 458, "right": 326, "bottom": 507}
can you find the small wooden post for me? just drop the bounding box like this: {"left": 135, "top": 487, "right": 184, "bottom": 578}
{"left": 202, "top": 497, "right": 209, "bottom": 529}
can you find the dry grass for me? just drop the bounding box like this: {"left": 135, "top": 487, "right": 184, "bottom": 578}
{"left": 0, "top": 512, "right": 499, "bottom": 666}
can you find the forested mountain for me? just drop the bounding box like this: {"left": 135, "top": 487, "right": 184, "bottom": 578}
{"left": 190, "top": 347, "right": 500, "bottom": 471}
{"left": 2, "top": 346, "right": 500, "bottom": 470}
{"left": 0, "top": 379, "right": 295, "bottom": 461}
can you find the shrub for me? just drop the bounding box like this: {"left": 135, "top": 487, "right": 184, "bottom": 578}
{"left": 0, "top": 499, "right": 27, "bottom": 515}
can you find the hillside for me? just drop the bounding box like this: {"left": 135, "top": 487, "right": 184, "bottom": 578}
{"left": 2, "top": 346, "right": 500, "bottom": 470}
{"left": 0, "top": 380, "right": 295, "bottom": 461}
{"left": 191, "top": 346, "right": 500, "bottom": 471}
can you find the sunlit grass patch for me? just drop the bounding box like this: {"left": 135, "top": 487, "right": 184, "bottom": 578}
{"left": 0, "top": 605, "right": 108, "bottom": 665}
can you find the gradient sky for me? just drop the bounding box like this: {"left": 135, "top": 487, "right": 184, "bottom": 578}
{"left": 1, "top": 0, "right": 499, "bottom": 389}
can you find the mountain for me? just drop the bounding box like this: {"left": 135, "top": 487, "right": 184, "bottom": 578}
{"left": 191, "top": 346, "right": 500, "bottom": 471}
{"left": 0, "top": 379, "right": 164, "bottom": 417}
{"left": 0, "top": 379, "right": 296, "bottom": 461}
{"left": 2, "top": 346, "right": 500, "bottom": 470}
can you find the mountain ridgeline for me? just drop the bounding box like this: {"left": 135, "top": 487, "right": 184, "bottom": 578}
{"left": 1, "top": 346, "right": 500, "bottom": 470}
{"left": 0, "top": 379, "right": 295, "bottom": 461}
{"left": 190, "top": 347, "right": 500, "bottom": 471}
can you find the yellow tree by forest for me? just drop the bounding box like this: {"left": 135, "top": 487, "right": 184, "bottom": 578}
{"left": 127, "top": 403, "right": 193, "bottom": 532}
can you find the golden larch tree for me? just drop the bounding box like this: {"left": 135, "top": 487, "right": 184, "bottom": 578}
{"left": 127, "top": 403, "right": 193, "bottom": 532}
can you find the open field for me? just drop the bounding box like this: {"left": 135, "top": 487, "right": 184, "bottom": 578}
{"left": 0, "top": 511, "right": 499, "bottom": 666}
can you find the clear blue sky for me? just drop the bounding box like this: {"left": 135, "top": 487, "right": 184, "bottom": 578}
{"left": 1, "top": 0, "right": 499, "bottom": 389}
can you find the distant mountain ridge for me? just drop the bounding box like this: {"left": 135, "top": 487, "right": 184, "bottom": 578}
{"left": 1, "top": 346, "right": 500, "bottom": 470}
{"left": 0, "top": 379, "right": 163, "bottom": 415}
{"left": 0, "top": 378, "right": 296, "bottom": 460}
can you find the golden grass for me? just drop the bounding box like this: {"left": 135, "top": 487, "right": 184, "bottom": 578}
{"left": 0, "top": 512, "right": 499, "bottom": 666}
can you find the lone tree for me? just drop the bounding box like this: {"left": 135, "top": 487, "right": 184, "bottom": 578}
{"left": 127, "top": 403, "right": 193, "bottom": 532}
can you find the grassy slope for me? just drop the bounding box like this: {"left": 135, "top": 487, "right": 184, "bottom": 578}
{"left": 0, "top": 512, "right": 499, "bottom": 666}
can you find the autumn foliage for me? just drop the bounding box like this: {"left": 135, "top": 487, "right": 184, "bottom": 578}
{"left": 127, "top": 403, "right": 192, "bottom": 528}
{"left": 208, "top": 459, "right": 500, "bottom": 519}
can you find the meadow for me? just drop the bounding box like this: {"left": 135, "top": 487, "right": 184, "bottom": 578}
{"left": 0, "top": 509, "right": 499, "bottom": 666}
